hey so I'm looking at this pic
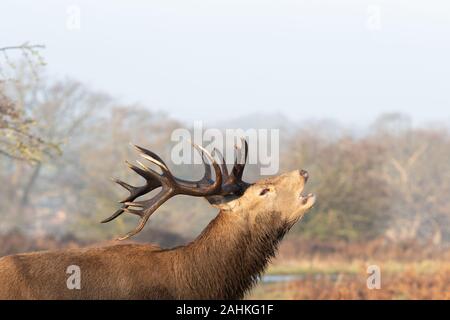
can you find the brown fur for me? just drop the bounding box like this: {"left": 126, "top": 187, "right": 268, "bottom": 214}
{"left": 0, "top": 170, "right": 315, "bottom": 299}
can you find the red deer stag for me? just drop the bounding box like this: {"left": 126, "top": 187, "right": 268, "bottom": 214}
{"left": 0, "top": 139, "right": 315, "bottom": 299}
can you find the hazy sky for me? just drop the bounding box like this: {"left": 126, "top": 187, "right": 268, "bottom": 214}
{"left": 1, "top": 0, "right": 449, "bottom": 126}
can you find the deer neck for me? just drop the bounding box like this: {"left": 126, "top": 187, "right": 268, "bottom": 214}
{"left": 177, "top": 209, "right": 288, "bottom": 299}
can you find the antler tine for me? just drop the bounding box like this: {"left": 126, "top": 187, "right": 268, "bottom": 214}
{"left": 116, "top": 217, "right": 149, "bottom": 241}
{"left": 231, "top": 140, "right": 242, "bottom": 178}
{"left": 117, "top": 192, "right": 173, "bottom": 241}
{"left": 238, "top": 138, "right": 249, "bottom": 179}
{"left": 200, "top": 151, "right": 212, "bottom": 181}
{"left": 183, "top": 142, "right": 222, "bottom": 195}
{"left": 131, "top": 144, "right": 166, "bottom": 164}
{"left": 125, "top": 160, "right": 163, "bottom": 182}
{"left": 175, "top": 150, "right": 212, "bottom": 186}
{"left": 111, "top": 178, "right": 133, "bottom": 192}
{"left": 231, "top": 138, "right": 248, "bottom": 180}
{"left": 132, "top": 144, "right": 174, "bottom": 180}
{"left": 101, "top": 207, "right": 126, "bottom": 223}
{"left": 213, "top": 147, "right": 229, "bottom": 178}
{"left": 242, "top": 137, "right": 249, "bottom": 163}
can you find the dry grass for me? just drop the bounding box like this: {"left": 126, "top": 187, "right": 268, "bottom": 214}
{"left": 267, "top": 258, "right": 450, "bottom": 275}
{"left": 248, "top": 237, "right": 450, "bottom": 300}
{"left": 249, "top": 270, "right": 450, "bottom": 299}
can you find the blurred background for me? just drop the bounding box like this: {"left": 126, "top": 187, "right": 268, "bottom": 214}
{"left": 1, "top": 0, "right": 449, "bottom": 299}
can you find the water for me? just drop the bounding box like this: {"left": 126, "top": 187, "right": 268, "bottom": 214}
{"left": 262, "top": 273, "right": 340, "bottom": 283}
{"left": 261, "top": 274, "right": 304, "bottom": 283}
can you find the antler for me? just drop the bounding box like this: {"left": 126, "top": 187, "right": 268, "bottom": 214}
{"left": 103, "top": 139, "right": 251, "bottom": 240}
{"left": 207, "top": 138, "right": 250, "bottom": 201}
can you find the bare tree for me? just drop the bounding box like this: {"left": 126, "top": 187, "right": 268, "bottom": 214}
{"left": 0, "top": 44, "right": 48, "bottom": 162}
{"left": 283, "top": 126, "right": 391, "bottom": 241}
{"left": 0, "top": 68, "right": 109, "bottom": 234}
{"left": 378, "top": 125, "right": 450, "bottom": 244}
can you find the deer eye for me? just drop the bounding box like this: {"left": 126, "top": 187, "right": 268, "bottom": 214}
{"left": 259, "top": 188, "right": 270, "bottom": 196}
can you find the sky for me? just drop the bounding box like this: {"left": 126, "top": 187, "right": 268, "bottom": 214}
{"left": 1, "top": 0, "right": 450, "bottom": 126}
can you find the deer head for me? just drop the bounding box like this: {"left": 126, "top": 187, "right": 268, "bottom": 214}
{"left": 102, "top": 139, "right": 315, "bottom": 240}
{"left": 214, "top": 170, "right": 315, "bottom": 231}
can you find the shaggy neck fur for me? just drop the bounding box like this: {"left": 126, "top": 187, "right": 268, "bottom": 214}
{"left": 176, "top": 209, "right": 289, "bottom": 299}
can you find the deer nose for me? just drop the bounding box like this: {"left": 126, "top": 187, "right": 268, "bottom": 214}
{"left": 300, "top": 170, "right": 309, "bottom": 182}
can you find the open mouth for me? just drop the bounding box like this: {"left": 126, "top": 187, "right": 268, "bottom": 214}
{"left": 300, "top": 193, "right": 315, "bottom": 205}
{"left": 298, "top": 170, "right": 315, "bottom": 206}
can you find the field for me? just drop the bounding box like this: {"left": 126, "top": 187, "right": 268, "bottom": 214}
{"left": 248, "top": 238, "right": 450, "bottom": 300}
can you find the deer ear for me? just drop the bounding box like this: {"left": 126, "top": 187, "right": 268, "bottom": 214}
{"left": 207, "top": 195, "right": 239, "bottom": 211}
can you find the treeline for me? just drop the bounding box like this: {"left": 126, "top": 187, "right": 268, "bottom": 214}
{"left": 1, "top": 67, "right": 449, "bottom": 247}
{"left": 284, "top": 118, "right": 450, "bottom": 244}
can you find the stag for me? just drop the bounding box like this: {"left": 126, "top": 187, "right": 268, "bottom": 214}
{"left": 0, "top": 140, "right": 315, "bottom": 299}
